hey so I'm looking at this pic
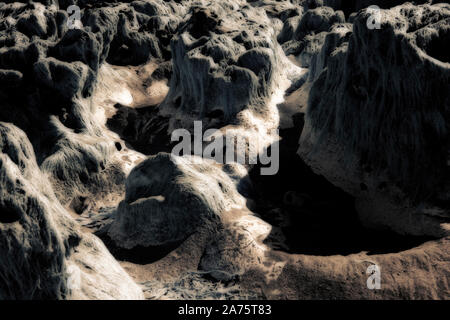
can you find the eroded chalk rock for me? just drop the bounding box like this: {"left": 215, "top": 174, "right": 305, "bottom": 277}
{"left": 298, "top": 3, "right": 450, "bottom": 236}
{"left": 199, "top": 213, "right": 272, "bottom": 281}
{"left": 160, "top": 0, "right": 299, "bottom": 127}
{"left": 0, "top": 1, "right": 162, "bottom": 209}
{"left": 0, "top": 123, "right": 143, "bottom": 299}
{"left": 108, "top": 153, "right": 249, "bottom": 248}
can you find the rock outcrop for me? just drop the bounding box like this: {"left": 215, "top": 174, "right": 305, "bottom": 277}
{"left": 107, "top": 153, "right": 249, "bottom": 248}
{"left": 0, "top": 1, "right": 142, "bottom": 207}
{"left": 0, "top": 123, "right": 143, "bottom": 299}
{"left": 298, "top": 3, "right": 450, "bottom": 236}
{"left": 159, "top": 0, "right": 301, "bottom": 129}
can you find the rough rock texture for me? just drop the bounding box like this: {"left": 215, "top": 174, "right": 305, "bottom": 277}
{"left": 239, "top": 236, "right": 450, "bottom": 299}
{"left": 105, "top": 152, "right": 271, "bottom": 282}
{"left": 0, "top": 0, "right": 166, "bottom": 299}
{"left": 299, "top": 3, "right": 450, "bottom": 236}
{"left": 306, "top": 23, "right": 351, "bottom": 79}
{"left": 199, "top": 213, "right": 272, "bottom": 281}
{"left": 294, "top": 6, "right": 345, "bottom": 41}
{"left": 1, "top": 0, "right": 449, "bottom": 301}
{"left": 0, "top": 122, "right": 73, "bottom": 299}
{"left": 108, "top": 153, "right": 249, "bottom": 248}
{"left": 279, "top": 4, "right": 346, "bottom": 56}
{"left": 159, "top": 0, "right": 300, "bottom": 128}
{"left": 0, "top": 123, "right": 143, "bottom": 299}
{"left": 0, "top": 1, "right": 133, "bottom": 207}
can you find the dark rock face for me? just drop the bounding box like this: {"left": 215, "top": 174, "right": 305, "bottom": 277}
{"left": 307, "top": 23, "right": 351, "bottom": 78}
{"left": 108, "top": 153, "right": 248, "bottom": 248}
{"left": 279, "top": 5, "right": 346, "bottom": 57}
{"left": 294, "top": 6, "right": 345, "bottom": 41}
{"left": 299, "top": 3, "right": 450, "bottom": 236}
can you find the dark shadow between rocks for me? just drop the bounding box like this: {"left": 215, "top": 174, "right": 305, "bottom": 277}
{"left": 0, "top": 203, "right": 22, "bottom": 223}
{"left": 106, "top": 103, "right": 174, "bottom": 155}
{"left": 417, "top": 28, "right": 450, "bottom": 63}
{"left": 96, "top": 232, "right": 187, "bottom": 265}
{"left": 248, "top": 105, "right": 435, "bottom": 256}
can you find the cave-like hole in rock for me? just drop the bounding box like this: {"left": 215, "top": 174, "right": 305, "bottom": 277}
{"left": 248, "top": 115, "right": 434, "bottom": 256}
{"left": 107, "top": 104, "right": 174, "bottom": 155}
{"left": 70, "top": 196, "right": 88, "bottom": 215}
{"left": 0, "top": 204, "right": 21, "bottom": 223}
{"left": 96, "top": 233, "right": 188, "bottom": 264}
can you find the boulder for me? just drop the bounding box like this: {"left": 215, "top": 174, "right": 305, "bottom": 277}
{"left": 298, "top": 3, "right": 450, "bottom": 236}
{"left": 108, "top": 153, "right": 248, "bottom": 248}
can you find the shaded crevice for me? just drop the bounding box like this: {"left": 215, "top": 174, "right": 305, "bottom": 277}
{"left": 96, "top": 232, "right": 187, "bottom": 265}
{"left": 417, "top": 29, "right": 450, "bottom": 63}
{"left": 106, "top": 103, "right": 173, "bottom": 156}
{"left": 248, "top": 109, "right": 435, "bottom": 256}
{"left": 0, "top": 204, "right": 22, "bottom": 223}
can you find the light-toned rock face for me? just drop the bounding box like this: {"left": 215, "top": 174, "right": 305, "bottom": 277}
{"left": 159, "top": 0, "right": 302, "bottom": 132}
{"left": 0, "top": 123, "right": 72, "bottom": 299}
{"left": 0, "top": 0, "right": 449, "bottom": 301}
{"left": 0, "top": 123, "right": 143, "bottom": 300}
{"left": 163, "top": 1, "right": 277, "bottom": 121}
